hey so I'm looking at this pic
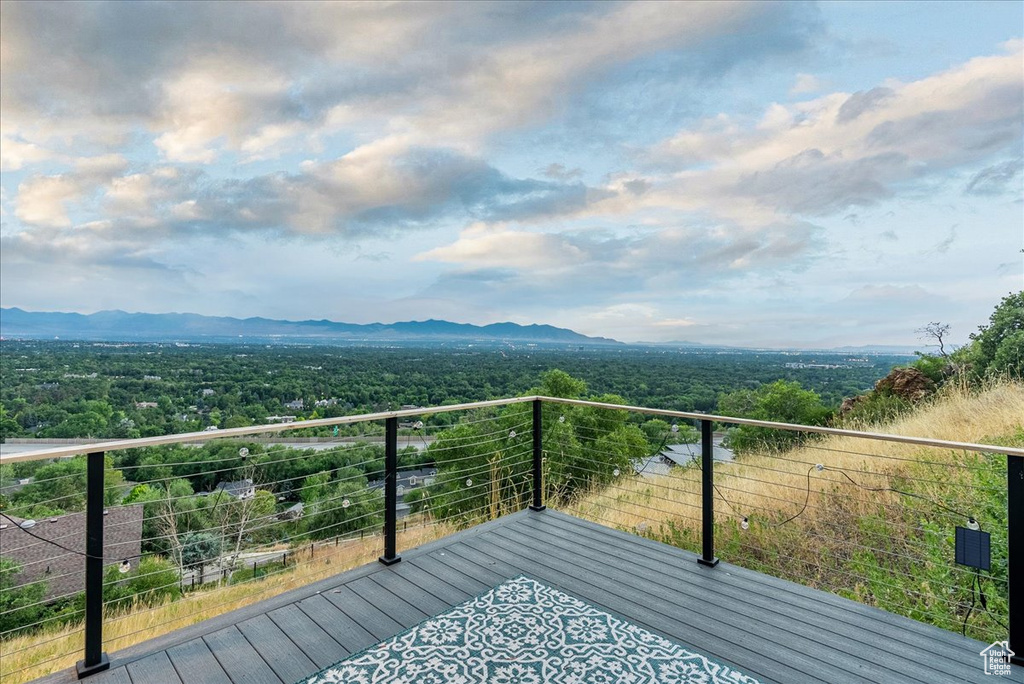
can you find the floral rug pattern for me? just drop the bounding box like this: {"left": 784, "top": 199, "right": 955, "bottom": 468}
{"left": 302, "top": 576, "right": 761, "bottom": 684}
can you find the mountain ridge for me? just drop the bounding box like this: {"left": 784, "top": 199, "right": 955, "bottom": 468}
{"left": 0, "top": 308, "right": 622, "bottom": 345}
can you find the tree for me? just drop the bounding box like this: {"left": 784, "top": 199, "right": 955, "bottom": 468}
{"left": 916, "top": 322, "right": 953, "bottom": 358}
{"left": 206, "top": 471, "right": 276, "bottom": 566}
{"left": 103, "top": 557, "right": 180, "bottom": 611}
{"left": 0, "top": 559, "right": 47, "bottom": 635}
{"left": 300, "top": 472, "right": 332, "bottom": 506}
{"left": 180, "top": 532, "right": 222, "bottom": 569}
{"left": 965, "top": 291, "right": 1024, "bottom": 380}
{"left": 0, "top": 403, "right": 22, "bottom": 442}
{"left": 719, "top": 380, "right": 831, "bottom": 453}
{"left": 537, "top": 369, "right": 587, "bottom": 399}
{"left": 305, "top": 480, "right": 382, "bottom": 540}
{"left": 8, "top": 455, "right": 125, "bottom": 514}
{"left": 146, "top": 479, "right": 212, "bottom": 568}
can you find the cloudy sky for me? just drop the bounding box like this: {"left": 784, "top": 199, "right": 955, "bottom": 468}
{"left": 1, "top": 1, "right": 1021, "bottom": 347}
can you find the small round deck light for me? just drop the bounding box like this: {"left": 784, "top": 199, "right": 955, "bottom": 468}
{"left": 966, "top": 517, "right": 980, "bottom": 531}
{"left": 465, "top": 478, "right": 473, "bottom": 487}
{"left": 671, "top": 424, "right": 679, "bottom": 433}
{"left": 613, "top": 468, "right": 620, "bottom": 477}
{"left": 558, "top": 415, "right": 565, "bottom": 423}
{"left": 342, "top": 499, "right": 351, "bottom": 509}
{"left": 508, "top": 430, "right": 517, "bottom": 439}
{"left": 740, "top": 517, "right": 750, "bottom": 531}
{"left": 119, "top": 560, "right": 131, "bottom": 574}
{"left": 815, "top": 464, "right": 824, "bottom": 472}
{"left": 238, "top": 447, "right": 249, "bottom": 459}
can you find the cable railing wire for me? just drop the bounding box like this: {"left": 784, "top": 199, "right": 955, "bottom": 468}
{"left": 2, "top": 396, "right": 1016, "bottom": 681}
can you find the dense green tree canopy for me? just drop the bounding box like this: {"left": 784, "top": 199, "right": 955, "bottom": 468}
{"left": 718, "top": 380, "right": 831, "bottom": 453}
{"left": 966, "top": 290, "right": 1024, "bottom": 379}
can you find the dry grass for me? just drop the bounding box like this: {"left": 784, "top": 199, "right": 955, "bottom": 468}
{"left": 565, "top": 380, "right": 1024, "bottom": 535}
{"left": 0, "top": 522, "right": 456, "bottom": 684}
{"left": 561, "top": 381, "right": 1024, "bottom": 642}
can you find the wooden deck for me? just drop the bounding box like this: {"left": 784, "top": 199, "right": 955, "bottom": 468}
{"left": 36, "top": 509, "right": 1022, "bottom": 684}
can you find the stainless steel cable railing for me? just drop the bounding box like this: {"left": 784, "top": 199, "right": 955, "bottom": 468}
{"left": 0, "top": 395, "right": 1020, "bottom": 681}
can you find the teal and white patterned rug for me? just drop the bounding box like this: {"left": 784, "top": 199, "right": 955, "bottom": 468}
{"left": 302, "top": 575, "right": 761, "bottom": 683}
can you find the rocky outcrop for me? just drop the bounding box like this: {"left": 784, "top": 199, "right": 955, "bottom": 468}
{"left": 839, "top": 394, "right": 869, "bottom": 415}
{"left": 874, "top": 367, "right": 935, "bottom": 402}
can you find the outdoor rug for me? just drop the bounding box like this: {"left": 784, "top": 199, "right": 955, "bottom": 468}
{"left": 301, "top": 575, "right": 762, "bottom": 683}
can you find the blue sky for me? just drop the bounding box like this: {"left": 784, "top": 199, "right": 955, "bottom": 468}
{"left": 1, "top": 1, "right": 1021, "bottom": 347}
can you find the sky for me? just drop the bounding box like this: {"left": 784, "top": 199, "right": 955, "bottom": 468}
{"left": 1, "top": 1, "right": 1021, "bottom": 347}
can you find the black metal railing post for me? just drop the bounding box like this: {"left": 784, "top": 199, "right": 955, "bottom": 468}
{"left": 530, "top": 399, "right": 545, "bottom": 512}
{"left": 379, "top": 417, "right": 401, "bottom": 566}
{"left": 76, "top": 451, "right": 110, "bottom": 678}
{"left": 697, "top": 420, "right": 719, "bottom": 568}
{"left": 1009, "top": 454, "right": 1023, "bottom": 665}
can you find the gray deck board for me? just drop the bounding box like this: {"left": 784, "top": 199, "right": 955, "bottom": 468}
{"left": 31, "top": 509, "right": 1022, "bottom": 684}
{"left": 165, "top": 639, "right": 231, "bottom": 684}
{"left": 388, "top": 558, "right": 473, "bottom": 605}
{"left": 124, "top": 651, "right": 183, "bottom": 684}
{"left": 492, "top": 518, "right": 926, "bottom": 684}
{"left": 453, "top": 534, "right": 813, "bottom": 684}
{"left": 522, "top": 512, "right": 983, "bottom": 683}
{"left": 346, "top": 576, "right": 429, "bottom": 627}
{"left": 203, "top": 626, "right": 281, "bottom": 684}
{"left": 363, "top": 571, "right": 450, "bottom": 617}
{"left": 540, "top": 512, "right": 974, "bottom": 649}
{"left": 81, "top": 666, "right": 131, "bottom": 684}
{"left": 295, "top": 594, "right": 374, "bottom": 655}
{"left": 236, "top": 614, "right": 316, "bottom": 684}
{"left": 265, "top": 604, "right": 345, "bottom": 669}
{"left": 320, "top": 584, "right": 404, "bottom": 640}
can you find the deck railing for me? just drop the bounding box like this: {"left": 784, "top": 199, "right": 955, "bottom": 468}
{"left": 0, "top": 396, "right": 1021, "bottom": 680}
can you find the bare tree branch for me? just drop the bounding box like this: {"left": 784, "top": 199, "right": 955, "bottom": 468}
{"left": 916, "top": 322, "right": 952, "bottom": 358}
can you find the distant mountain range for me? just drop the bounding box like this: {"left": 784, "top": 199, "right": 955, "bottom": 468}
{"left": 0, "top": 308, "right": 621, "bottom": 346}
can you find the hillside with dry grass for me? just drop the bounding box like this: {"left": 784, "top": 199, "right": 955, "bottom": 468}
{"left": 0, "top": 523, "right": 459, "bottom": 683}
{"left": 561, "top": 381, "right": 1024, "bottom": 643}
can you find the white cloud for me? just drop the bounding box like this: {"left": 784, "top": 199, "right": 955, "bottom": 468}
{"left": 14, "top": 154, "right": 129, "bottom": 228}
{"left": 0, "top": 136, "right": 56, "bottom": 170}
{"left": 0, "top": 1, "right": 803, "bottom": 164}
{"left": 417, "top": 220, "right": 821, "bottom": 296}
{"left": 14, "top": 175, "right": 80, "bottom": 228}
{"left": 0, "top": 3, "right": 1019, "bottom": 347}
{"left": 639, "top": 42, "right": 1024, "bottom": 225}
{"left": 416, "top": 223, "right": 585, "bottom": 270}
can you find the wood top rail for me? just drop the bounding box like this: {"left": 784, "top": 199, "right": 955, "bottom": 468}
{"left": 2, "top": 394, "right": 1021, "bottom": 463}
